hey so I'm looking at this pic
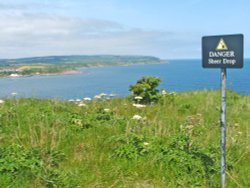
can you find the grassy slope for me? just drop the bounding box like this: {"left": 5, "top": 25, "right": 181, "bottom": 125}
{"left": 0, "top": 90, "right": 249, "bottom": 187}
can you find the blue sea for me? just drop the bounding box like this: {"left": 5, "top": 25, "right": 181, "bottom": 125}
{"left": 0, "top": 59, "right": 249, "bottom": 100}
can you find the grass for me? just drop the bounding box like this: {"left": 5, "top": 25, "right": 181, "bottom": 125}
{"left": 0, "top": 90, "right": 249, "bottom": 187}
{"left": 18, "top": 65, "right": 49, "bottom": 70}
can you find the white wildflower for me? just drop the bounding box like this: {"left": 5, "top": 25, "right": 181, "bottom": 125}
{"left": 134, "top": 96, "right": 143, "bottom": 100}
{"left": 78, "top": 103, "right": 86, "bottom": 107}
{"left": 109, "top": 94, "right": 116, "bottom": 98}
{"left": 99, "top": 93, "right": 107, "bottom": 97}
{"left": 68, "top": 99, "right": 75, "bottom": 102}
{"left": 83, "top": 97, "right": 91, "bottom": 101}
{"left": 104, "top": 108, "right": 110, "bottom": 112}
{"left": 143, "top": 142, "right": 149, "bottom": 146}
{"left": 132, "top": 115, "right": 142, "bottom": 120}
{"left": 94, "top": 95, "right": 101, "bottom": 99}
{"left": 76, "top": 99, "right": 81, "bottom": 102}
{"left": 161, "top": 90, "right": 167, "bottom": 95}
{"left": 0, "top": 100, "right": 4, "bottom": 104}
{"left": 169, "top": 92, "right": 176, "bottom": 96}
{"left": 133, "top": 104, "right": 146, "bottom": 108}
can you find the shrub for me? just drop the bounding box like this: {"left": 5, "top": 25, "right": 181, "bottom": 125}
{"left": 129, "top": 76, "right": 161, "bottom": 104}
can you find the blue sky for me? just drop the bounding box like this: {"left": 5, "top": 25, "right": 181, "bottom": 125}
{"left": 0, "top": 0, "right": 249, "bottom": 59}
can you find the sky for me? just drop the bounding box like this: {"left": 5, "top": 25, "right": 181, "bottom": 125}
{"left": 0, "top": 0, "right": 249, "bottom": 59}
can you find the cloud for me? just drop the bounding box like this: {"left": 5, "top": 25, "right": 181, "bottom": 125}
{"left": 0, "top": 1, "right": 248, "bottom": 59}
{"left": 0, "top": 2, "right": 33, "bottom": 10}
{"left": 0, "top": 8, "right": 200, "bottom": 59}
{"left": 0, "top": 1, "right": 62, "bottom": 11}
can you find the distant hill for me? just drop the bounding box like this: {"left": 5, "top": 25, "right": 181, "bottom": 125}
{"left": 0, "top": 55, "right": 164, "bottom": 77}
{"left": 0, "top": 55, "right": 162, "bottom": 66}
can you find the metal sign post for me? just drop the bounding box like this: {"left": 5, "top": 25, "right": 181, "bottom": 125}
{"left": 220, "top": 68, "right": 227, "bottom": 188}
{"left": 202, "top": 34, "right": 243, "bottom": 188}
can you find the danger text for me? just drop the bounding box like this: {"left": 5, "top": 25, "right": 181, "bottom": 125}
{"left": 209, "top": 51, "right": 235, "bottom": 58}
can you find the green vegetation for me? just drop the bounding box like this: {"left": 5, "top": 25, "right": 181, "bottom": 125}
{"left": 0, "top": 89, "right": 249, "bottom": 187}
{"left": 129, "top": 76, "right": 162, "bottom": 104}
{"left": 0, "top": 55, "right": 163, "bottom": 77}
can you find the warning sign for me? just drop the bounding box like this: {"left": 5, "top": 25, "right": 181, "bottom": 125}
{"left": 202, "top": 34, "right": 243, "bottom": 68}
{"left": 216, "top": 38, "right": 228, "bottom": 50}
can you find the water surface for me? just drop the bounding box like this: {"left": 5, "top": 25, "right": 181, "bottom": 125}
{"left": 0, "top": 59, "right": 249, "bottom": 99}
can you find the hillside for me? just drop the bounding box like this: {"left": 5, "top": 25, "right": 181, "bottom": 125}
{"left": 0, "top": 90, "right": 249, "bottom": 187}
{"left": 0, "top": 55, "right": 163, "bottom": 77}
{"left": 0, "top": 55, "right": 162, "bottom": 65}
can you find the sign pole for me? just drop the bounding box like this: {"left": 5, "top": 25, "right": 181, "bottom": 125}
{"left": 202, "top": 34, "right": 243, "bottom": 188}
{"left": 220, "top": 68, "right": 227, "bottom": 188}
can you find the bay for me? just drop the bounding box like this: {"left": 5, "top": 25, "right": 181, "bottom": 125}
{"left": 0, "top": 59, "right": 249, "bottom": 100}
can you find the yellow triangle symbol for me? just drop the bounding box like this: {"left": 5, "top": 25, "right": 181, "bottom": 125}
{"left": 216, "top": 38, "right": 228, "bottom": 50}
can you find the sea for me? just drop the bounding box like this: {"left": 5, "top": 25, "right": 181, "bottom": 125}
{"left": 0, "top": 59, "right": 249, "bottom": 100}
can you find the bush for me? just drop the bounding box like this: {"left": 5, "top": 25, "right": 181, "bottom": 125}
{"left": 129, "top": 76, "right": 161, "bottom": 104}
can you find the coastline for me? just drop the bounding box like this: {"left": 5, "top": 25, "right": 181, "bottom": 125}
{"left": 37, "top": 69, "right": 81, "bottom": 76}
{"left": 1, "top": 61, "right": 167, "bottom": 79}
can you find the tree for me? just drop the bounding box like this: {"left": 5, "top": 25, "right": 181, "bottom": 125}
{"left": 129, "top": 76, "right": 161, "bottom": 104}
